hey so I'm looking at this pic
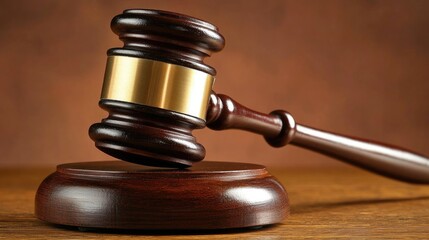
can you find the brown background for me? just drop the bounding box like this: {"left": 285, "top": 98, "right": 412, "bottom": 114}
{"left": 0, "top": 0, "right": 428, "bottom": 168}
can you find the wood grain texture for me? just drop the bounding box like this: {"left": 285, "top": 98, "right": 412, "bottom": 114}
{"left": 1, "top": 166, "right": 429, "bottom": 239}
{"left": 35, "top": 161, "right": 288, "bottom": 230}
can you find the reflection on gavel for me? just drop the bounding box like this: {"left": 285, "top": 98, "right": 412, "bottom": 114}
{"left": 89, "top": 9, "right": 429, "bottom": 183}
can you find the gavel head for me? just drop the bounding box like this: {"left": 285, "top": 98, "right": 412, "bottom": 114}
{"left": 89, "top": 9, "right": 225, "bottom": 168}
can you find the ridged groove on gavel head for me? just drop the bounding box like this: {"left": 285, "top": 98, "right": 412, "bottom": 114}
{"left": 90, "top": 9, "right": 225, "bottom": 168}
{"left": 108, "top": 9, "right": 225, "bottom": 75}
{"left": 89, "top": 100, "right": 206, "bottom": 168}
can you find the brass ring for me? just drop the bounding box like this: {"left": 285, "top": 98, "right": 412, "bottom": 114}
{"left": 101, "top": 56, "right": 214, "bottom": 120}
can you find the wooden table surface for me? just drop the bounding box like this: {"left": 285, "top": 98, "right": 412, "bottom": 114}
{"left": 1, "top": 165, "right": 428, "bottom": 239}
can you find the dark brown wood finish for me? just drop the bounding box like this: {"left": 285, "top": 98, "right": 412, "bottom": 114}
{"left": 109, "top": 9, "right": 224, "bottom": 75}
{"left": 89, "top": 100, "right": 207, "bottom": 168}
{"left": 35, "top": 8, "right": 429, "bottom": 233}
{"left": 5, "top": 167, "right": 429, "bottom": 238}
{"left": 89, "top": 9, "right": 224, "bottom": 168}
{"left": 89, "top": 9, "right": 429, "bottom": 183}
{"left": 35, "top": 161, "right": 289, "bottom": 230}
{"left": 206, "top": 93, "right": 429, "bottom": 184}
{"left": 206, "top": 93, "right": 283, "bottom": 138}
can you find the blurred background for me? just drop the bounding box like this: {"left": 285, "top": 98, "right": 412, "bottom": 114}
{"left": 0, "top": 0, "right": 428, "bottom": 168}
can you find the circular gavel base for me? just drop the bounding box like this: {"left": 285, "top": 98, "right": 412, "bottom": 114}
{"left": 35, "top": 161, "right": 289, "bottom": 230}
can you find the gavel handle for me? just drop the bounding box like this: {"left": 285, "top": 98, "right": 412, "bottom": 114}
{"left": 206, "top": 93, "right": 429, "bottom": 184}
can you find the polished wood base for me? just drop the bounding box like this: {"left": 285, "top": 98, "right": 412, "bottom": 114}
{"left": 35, "top": 161, "right": 289, "bottom": 230}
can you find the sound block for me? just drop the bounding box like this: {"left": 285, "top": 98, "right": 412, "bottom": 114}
{"left": 35, "top": 161, "right": 289, "bottom": 230}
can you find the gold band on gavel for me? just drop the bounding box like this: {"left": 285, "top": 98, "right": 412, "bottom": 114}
{"left": 101, "top": 56, "right": 215, "bottom": 120}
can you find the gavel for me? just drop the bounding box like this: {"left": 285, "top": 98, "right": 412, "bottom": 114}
{"left": 89, "top": 9, "right": 429, "bottom": 183}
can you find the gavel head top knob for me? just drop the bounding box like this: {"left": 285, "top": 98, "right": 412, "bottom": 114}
{"left": 89, "top": 9, "right": 225, "bottom": 168}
